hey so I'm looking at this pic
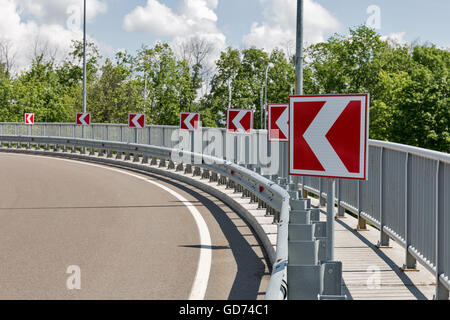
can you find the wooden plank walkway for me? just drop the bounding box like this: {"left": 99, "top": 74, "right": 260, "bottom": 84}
{"left": 310, "top": 197, "right": 437, "bottom": 300}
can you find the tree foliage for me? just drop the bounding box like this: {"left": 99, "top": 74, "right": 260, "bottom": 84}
{"left": 0, "top": 26, "right": 448, "bottom": 152}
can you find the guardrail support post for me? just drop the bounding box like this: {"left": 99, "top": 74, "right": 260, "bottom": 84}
{"left": 176, "top": 162, "right": 184, "bottom": 172}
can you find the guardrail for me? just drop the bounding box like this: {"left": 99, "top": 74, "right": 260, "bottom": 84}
{"left": 2, "top": 122, "right": 447, "bottom": 299}
{"left": 301, "top": 140, "right": 450, "bottom": 299}
{"left": 0, "top": 134, "right": 291, "bottom": 300}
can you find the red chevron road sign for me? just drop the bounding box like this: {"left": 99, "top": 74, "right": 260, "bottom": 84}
{"left": 24, "top": 113, "right": 34, "bottom": 125}
{"left": 128, "top": 113, "right": 146, "bottom": 128}
{"left": 289, "top": 94, "right": 369, "bottom": 180}
{"left": 180, "top": 112, "right": 200, "bottom": 131}
{"left": 227, "top": 109, "right": 253, "bottom": 134}
{"left": 268, "top": 104, "right": 289, "bottom": 142}
{"left": 76, "top": 113, "right": 91, "bottom": 125}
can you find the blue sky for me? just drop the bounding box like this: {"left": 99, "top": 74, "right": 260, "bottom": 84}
{"left": 0, "top": 0, "right": 448, "bottom": 71}
{"left": 87, "top": 0, "right": 449, "bottom": 53}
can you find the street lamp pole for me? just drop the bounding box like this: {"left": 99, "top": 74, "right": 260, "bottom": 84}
{"left": 82, "top": 0, "right": 87, "bottom": 138}
{"left": 264, "top": 63, "right": 274, "bottom": 130}
{"left": 261, "top": 63, "right": 274, "bottom": 129}
{"left": 228, "top": 80, "right": 232, "bottom": 108}
{"left": 295, "top": 0, "right": 304, "bottom": 96}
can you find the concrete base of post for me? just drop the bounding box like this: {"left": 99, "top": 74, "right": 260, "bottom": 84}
{"left": 435, "top": 282, "right": 450, "bottom": 300}
{"left": 336, "top": 205, "right": 345, "bottom": 219}
{"left": 376, "top": 230, "right": 391, "bottom": 248}
{"left": 401, "top": 250, "right": 419, "bottom": 272}
{"left": 355, "top": 216, "right": 369, "bottom": 231}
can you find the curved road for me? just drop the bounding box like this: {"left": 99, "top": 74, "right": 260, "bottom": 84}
{"left": 0, "top": 153, "right": 269, "bottom": 300}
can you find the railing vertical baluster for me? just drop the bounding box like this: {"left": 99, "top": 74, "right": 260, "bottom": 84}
{"left": 378, "top": 147, "right": 390, "bottom": 247}
{"left": 403, "top": 152, "right": 417, "bottom": 270}
{"left": 356, "top": 180, "right": 367, "bottom": 230}
{"left": 148, "top": 126, "right": 151, "bottom": 145}
{"left": 435, "top": 160, "right": 448, "bottom": 299}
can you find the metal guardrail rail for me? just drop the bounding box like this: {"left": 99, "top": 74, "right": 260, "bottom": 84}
{"left": 1, "top": 122, "right": 448, "bottom": 299}
{"left": 0, "top": 133, "right": 291, "bottom": 300}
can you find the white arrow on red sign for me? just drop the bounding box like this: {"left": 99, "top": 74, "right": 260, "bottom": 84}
{"left": 289, "top": 94, "right": 369, "bottom": 180}
{"left": 180, "top": 112, "right": 200, "bottom": 130}
{"left": 268, "top": 104, "right": 288, "bottom": 142}
{"left": 76, "top": 113, "right": 91, "bottom": 125}
{"left": 128, "top": 113, "right": 146, "bottom": 128}
{"left": 24, "top": 113, "right": 34, "bottom": 125}
{"left": 227, "top": 109, "right": 253, "bottom": 134}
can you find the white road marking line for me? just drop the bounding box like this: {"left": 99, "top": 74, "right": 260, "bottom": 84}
{"left": 13, "top": 154, "right": 212, "bottom": 300}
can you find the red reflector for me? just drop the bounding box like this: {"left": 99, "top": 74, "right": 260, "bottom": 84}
{"left": 259, "top": 186, "right": 264, "bottom": 193}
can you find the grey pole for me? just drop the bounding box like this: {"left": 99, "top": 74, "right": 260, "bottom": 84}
{"left": 228, "top": 81, "right": 232, "bottom": 109}
{"left": 82, "top": 0, "right": 87, "bottom": 139}
{"left": 260, "top": 86, "right": 264, "bottom": 129}
{"left": 326, "top": 178, "right": 336, "bottom": 261}
{"left": 264, "top": 64, "right": 274, "bottom": 130}
{"left": 291, "top": 0, "right": 303, "bottom": 186}
{"left": 295, "top": 0, "right": 304, "bottom": 95}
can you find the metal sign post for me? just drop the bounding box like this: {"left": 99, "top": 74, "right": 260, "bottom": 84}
{"left": 327, "top": 178, "right": 336, "bottom": 261}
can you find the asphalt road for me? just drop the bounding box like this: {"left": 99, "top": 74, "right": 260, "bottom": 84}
{"left": 0, "top": 153, "right": 269, "bottom": 300}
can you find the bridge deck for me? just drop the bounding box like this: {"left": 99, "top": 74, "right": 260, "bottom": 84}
{"left": 311, "top": 198, "right": 436, "bottom": 300}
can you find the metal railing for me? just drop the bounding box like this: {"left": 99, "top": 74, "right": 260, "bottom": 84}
{"left": 1, "top": 122, "right": 448, "bottom": 299}
{"left": 301, "top": 140, "right": 450, "bottom": 299}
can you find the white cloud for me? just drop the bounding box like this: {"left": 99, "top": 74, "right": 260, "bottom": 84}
{"left": 123, "top": 0, "right": 222, "bottom": 38}
{"left": 16, "top": 0, "right": 107, "bottom": 25}
{"left": 381, "top": 32, "right": 406, "bottom": 45}
{"left": 123, "top": 0, "right": 227, "bottom": 76}
{"left": 0, "top": 0, "right": 109, "bottom": 73}
{"left": 243, "top": 0, "right": 341, "bottom": 53}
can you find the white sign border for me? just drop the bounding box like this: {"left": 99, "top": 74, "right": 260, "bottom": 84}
{"left": 226, "top": 108, "right": 254, "bottom": 135}
{"left": 180, "top": 112, "right": 201, "bottom": 131}
{"left": 289, "top": 94, "right": 369, "bottom": 180}
{"left": 268, "top": 104, "right": 289, "bottom": 142}
{"left": 128, "top": 113, "right": 146, "bottom": 129}
{"left": 24, "top": 113, "right": 34, "bottom": 125}
{"left": 76, "top": 112, "right": 91, "bottom": 126}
